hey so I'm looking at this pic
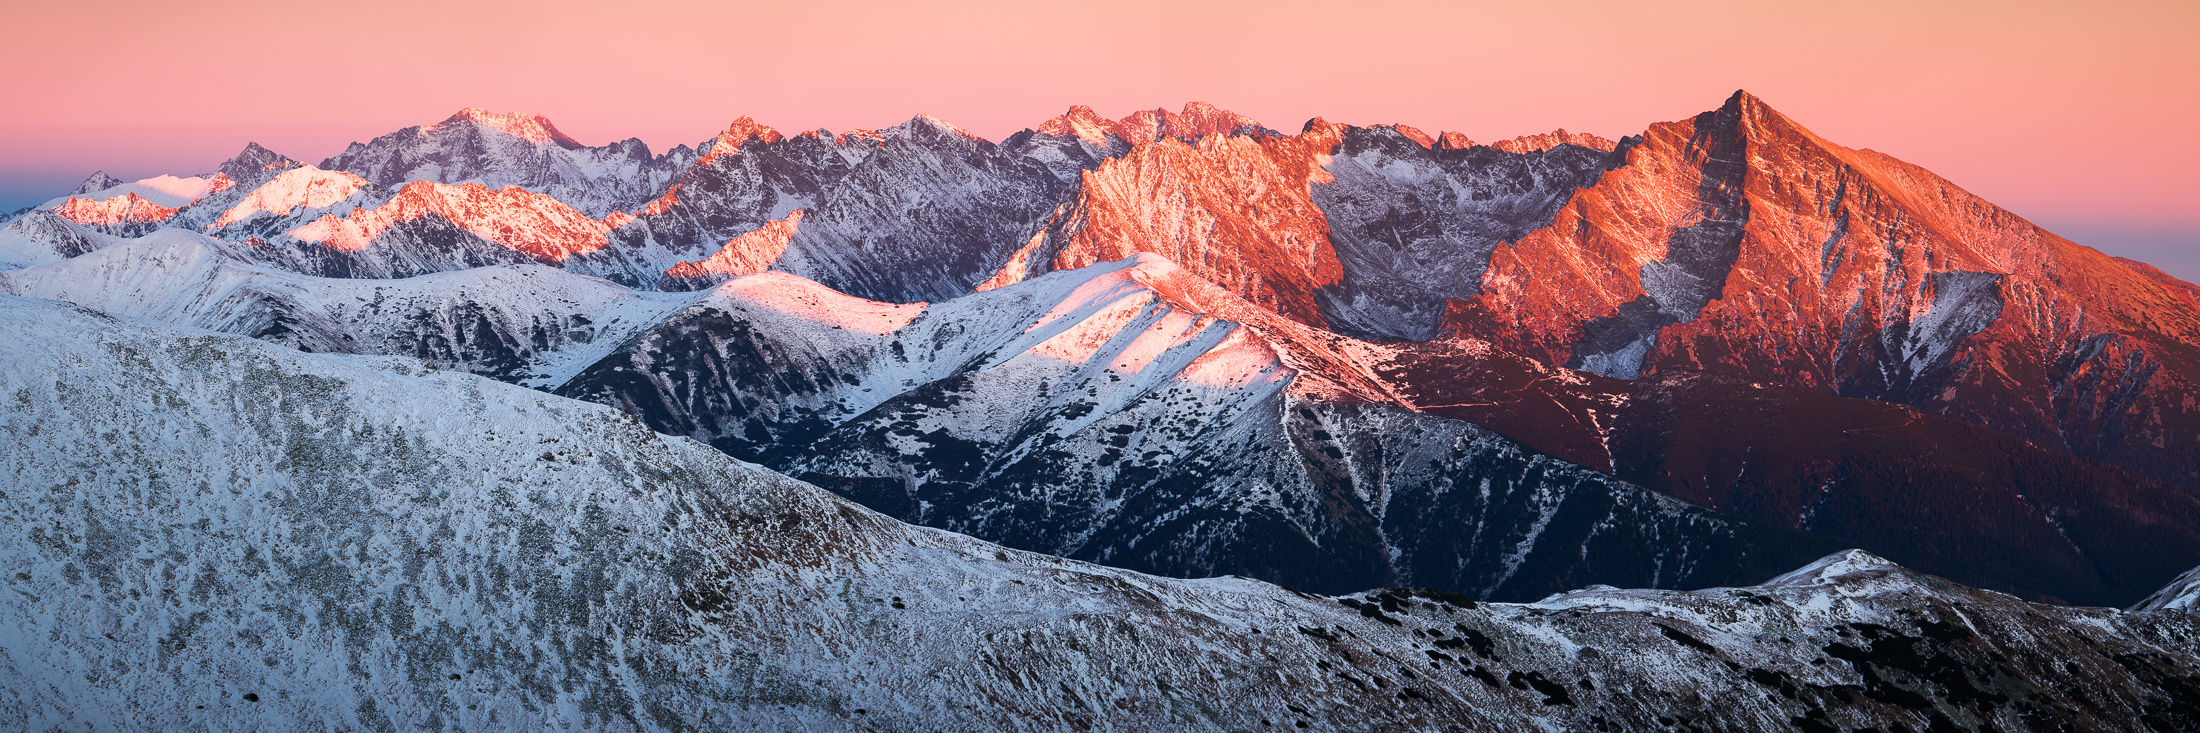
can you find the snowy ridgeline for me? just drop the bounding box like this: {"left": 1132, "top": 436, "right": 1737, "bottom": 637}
{"left": 2, "top": 296, "right": 2199, "bottom": 732}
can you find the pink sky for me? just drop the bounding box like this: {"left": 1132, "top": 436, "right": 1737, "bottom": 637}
{"left": 4, "top": 0, "right": 2195, "bottom": 276}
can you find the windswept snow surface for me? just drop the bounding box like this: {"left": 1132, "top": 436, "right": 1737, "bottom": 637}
{"left": 2134, "top": 565, "right": 2200, "bottom": 613}
{"left": 0, "top": 211, "right": 123, "bottom": 271}
{"left": 40, "top": 173, "right": 224, "bottom": 209}
{"left": 210, "top": 166, "right": 374, "bottom": 228}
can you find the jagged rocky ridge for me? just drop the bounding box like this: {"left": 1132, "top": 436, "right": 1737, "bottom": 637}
{"left": 320, "top": 107, "right": 696, "bottom": 218}
{"left": 1444, "top": 93, "right": 2200, "bottom": 494}
{"left": 6, "top": 94, "right": 2198, "bottom": 606}
{"left": 4, "top": 296, "right": 2200, "bottom": 732}
{"left": 23, "top": 94, "right": 2195, "bottom": 498}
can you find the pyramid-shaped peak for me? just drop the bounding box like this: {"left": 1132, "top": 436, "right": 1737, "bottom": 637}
{"left": 1435, "top": 131, "right": 1476, "bottom": 150}
{"left": 718, "top": 116, "right": 784, "bottom": 145}
{"left": 1703, "top": 89, "right": 1829, "bottom": 149}
{"left": 70, "top": 171, "right": 126, "bottom": 196}
{"left": 437, "top": 107, "right": 582, "bottom": 147}
{"left": 885, "top": 113, "right": 979, "bottom": 142}
{"left": 1763, "top": 549, "right": 1899, "bottom": 587}
{"left": 232, "top": 141, "right": 283, "bottom": 159}
{"left": 695, "top": 116, "right": 785, "bottom": 165}
{"left": 216, "top": 142, "right": 300, "bottom": 181}
{"left": 1046, "top": 105, "right": 1111, "bottom": 127}
{"left": 1714, "top": 89, "right": 1800, "bottom": 129}
{"left": 1723, "top": 89, "right": 1769, "bottom": 111}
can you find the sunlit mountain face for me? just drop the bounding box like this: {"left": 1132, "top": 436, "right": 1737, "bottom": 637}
{"left": 5, "top": 92, "right": 2199, "bottom": 732}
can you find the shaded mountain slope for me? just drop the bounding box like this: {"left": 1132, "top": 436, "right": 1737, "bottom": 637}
{"left": 554, "top": 253, "right": 1842, "bottom": 600}
{"left": 1378, "top": 341, "right": 2200, "bottom": 607}
{"left": 1442, "top": 91, "right": 2200, "bottom": 491}
{"left": 3, "top": 296, "right": 2199, "bottom": 732}
{"left": 12, "top": 232, "right": 2193, "bottom": 606}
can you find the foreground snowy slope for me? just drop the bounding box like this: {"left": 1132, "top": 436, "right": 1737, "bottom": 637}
{"left": 3, "top": 296, "right": 2199, "bottom": 732}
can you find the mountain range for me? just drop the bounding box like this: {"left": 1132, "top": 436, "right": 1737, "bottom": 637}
{"left": 3, "top": 91, "right": 2198, "bottom": 731}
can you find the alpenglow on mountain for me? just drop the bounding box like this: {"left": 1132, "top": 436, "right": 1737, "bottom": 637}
{"left": 3, "top": 91, "right": 2198, "bottom": 732}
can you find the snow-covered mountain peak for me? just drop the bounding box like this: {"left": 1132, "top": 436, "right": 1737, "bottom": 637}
{"left": 1035, "top": 104, "right": 1117, "bottom": 145}
{"left": 284, "top": 179, "right": 609, "bottom": 261}
{"left": 708, "top": 267, "right": 926, "bottom": 336}
{"left": 695, "top": 116, "right": 784, "bottom": 164}
{"left": 214, "top": 142, "right": 301, "bottom": 182}
{"left": 210, "top": 166, "right": 371, "bottom": 228}
{"left": 51, "top": 192, "right": 184, "bottom": 228}
{"left": 883, "top": 113, "right": 981, "bottom": 143}
{"left": 436, "top": 106, "right": 582, "bottom": 147}
{"left": 1762, "top": 549, "right": 1902, "bottom": 588}
{"left": 44, "top": 173, "right": 227, "bottom": 209}
{"left": 658, "top": 209, "right": 803, "bottom": 291}
{"left": 2133, "top": 565, "right": 2200, "bottom": 612}
{"left": 69, "top": 171, "right": 125, "bottom": 196}
{"left": 0, "top": 211, "right": 116, "bottom": 270}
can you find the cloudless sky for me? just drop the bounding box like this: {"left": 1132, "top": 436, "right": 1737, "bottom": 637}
{"left": 4, "top": 0, "right": 2194, "bottom": 277}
